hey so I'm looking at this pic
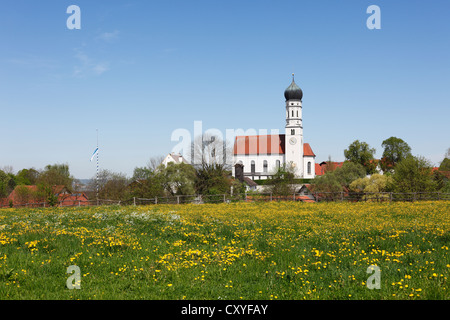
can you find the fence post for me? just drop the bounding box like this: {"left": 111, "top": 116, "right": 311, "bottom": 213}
{"left": 223, "top": 194, "right": 226, "bottom": 203}
{"left": 293, "top": 192, "right": 296, "bottom": 201}
{"left": 155, "top": 196, "right": 158, "bottom": 205}
{"left": 389, "top": 192, "right": 392, "bottom": 203}
{"left": 177, "top": 196, "right": 180, "bottom": 204}
{"left": 341, "top": 192, "right": 344, "bottom": 202}
{"left": 245, "top": 192, "right": 247, "bottom": 201}
{"left": 133, "top": 197, "right": 136, "bottom": 206}
{"left": 270, "top": 193, "right": 272, "bottom": 202}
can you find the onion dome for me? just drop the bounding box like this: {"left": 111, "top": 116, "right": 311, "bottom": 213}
{"left": 284, "top": 73, "right": 303, "bottom": 101}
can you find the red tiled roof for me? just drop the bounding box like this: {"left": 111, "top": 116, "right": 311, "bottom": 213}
{"left": 297, "top": 196, "right": 315, "bottom": 203}
{"left": 1, "top": 185, "right": 89, "bottom": 207}
{"left": 233, "top": 134, "right": 315, "bottom": 157}
{"left": 303, "top": 143, "right": 315, "bottom": 157}
{"left": 315, "top": 163, "right": 325, "bottom": 176}
{"left": 315, "top": 162, "right": 345, "bottom": 176}
{"left": 234, "top": 135, "right": 285, "bottom": 155}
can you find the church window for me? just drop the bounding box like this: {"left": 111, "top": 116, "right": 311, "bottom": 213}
{"left": 296, "top": 110, "right": 298, "bottom": 117}
{"left": 251, "top": 161, "right": 255, "bottom": 174}
{"left": 292, "top": 110, "right": 294, "bottom": 117}
{"left": 263, "top": 160, "right": 268, "bottom": 173}
{"left": 291, "top": 129, "right": 295, "bottom": 135}
{"left": 307, "top": 162, "right": 312, "bottom": 175}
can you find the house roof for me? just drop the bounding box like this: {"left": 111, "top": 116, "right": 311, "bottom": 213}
{"left": 243, "top": 177, "right": 258, "bottom": 187}
{"left": 233, "top": 134, "right": 315, "bottom": 157}
{"left": 315, "top": 161, "right": 345, "bottom": 176}
{"left": 164, "top": 153, "right": 190, "bottom": 165}
{"left": 3, "top": 185, "right": 87, "bottom": 206}
{"left": 7, "top": 185, "right": 69, "bottom": 201}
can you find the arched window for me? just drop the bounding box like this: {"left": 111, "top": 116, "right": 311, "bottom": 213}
{"left": 263, "top": 160, "right": 268, "bottom": 173}
{"left": 251, "top": 160, "right": 255, "bottom": 174}
{"left": 291, "top": 129, "right": 295, "bottom": 135}
{"left": 292, "top": 110, "right": 294, "bottom": 117}
{"left": 307, "top": 162, "right": 312, "bottom": 175}
{"left": 296, "top": 110, "right": 299, "bottom": 118}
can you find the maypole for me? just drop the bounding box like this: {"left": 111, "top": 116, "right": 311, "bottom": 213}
{"left": 96, "top": 128, "right": 99, "bottom": 205}
{"left": 90, "top": 129, "right": 100, "bottom": 206}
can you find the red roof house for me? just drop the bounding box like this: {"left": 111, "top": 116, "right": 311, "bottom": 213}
{"left": 1, "top": 185, "right": 89, "bottom": 208}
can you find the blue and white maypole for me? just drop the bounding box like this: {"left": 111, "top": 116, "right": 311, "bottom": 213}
{"left": 90, "top": 129, "right": 100, "bottom": 204}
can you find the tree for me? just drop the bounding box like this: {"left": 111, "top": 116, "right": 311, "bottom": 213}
{"left": 37, "top": 185, "right": 58, "bottom": 206}
{"left": 344, "top": 140, "right": 377, "bottom": 174}
{"left": 0, "top": 170, "right": 16, "bottom": 198}
{"left": 350, "top": 173, "right": 392, "bottom": 201}
{"left": 132, "top": 166, "right": 153, "bottom": 181}
{"left": 195, "top": 163, "right": 232, "bottom": 195}
{"left": 156, "top": 162, "right": 196, "bottom": 196}
{"left": 264, "top": 164, "right": 296, "bottom": 196}
{"left": 37, "top": 163, "right": 74, "bottom": 192}
{"left": 147, "top": 155, "right": 165, "bottom": 172}
{"left": 434, "top": 152, "right": 450, "bottom": 192}
{"left": 13, "top": 185, "right": 38, "bottom": 204}
{"left": 16, "top": 168, "right": 40, "bottom": 185}
{"left": 309, "top": 172, "right": 342, "bottom": 195}
{"left": 310, "top": 161, "right": 366, "bottom": 198}
{"left": 390, "top": 155, "right": 436, "bottom": 193}
{"left": 439, "top": 158, "right": 450, "bottom": 172}
{"left": 129, "top": 166, "right": 165, "bottom": 199}
{"left": 380, "top": 137, "right": 412, "bottom": 172}
{"left": 188, "top": 133, "right": 233, "bottom": 171}
{"left": 333, "top": 161, "right": 367, "bottom": 188}
{"left": 92, "top": 169, "right": 130, "bottom": 201}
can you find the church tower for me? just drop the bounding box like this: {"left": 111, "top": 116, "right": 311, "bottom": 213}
{"left": 284, "top": 74, "right": 304, "bottom": 177}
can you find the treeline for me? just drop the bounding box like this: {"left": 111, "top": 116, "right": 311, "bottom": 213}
{"left": 3, "top": 163, "right": 246, "bottom": 204}
{"left": 1, "top": 136, "right": 449, "bottom": 204}
{"left": 94, "top": 161, "right": 245, "bottom": 201}
{"left": 0, "top": 160, "right": 246, "bottom": 203}
{"left": 0, "top": 164, "right": 75, "bottom": 205}
{"left": 309, "top": 137, "right": 450, "bottom": 196}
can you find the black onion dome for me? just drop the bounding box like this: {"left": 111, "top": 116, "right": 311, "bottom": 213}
{"left": 284, "top": 75, "right": 303, "bottom": 101}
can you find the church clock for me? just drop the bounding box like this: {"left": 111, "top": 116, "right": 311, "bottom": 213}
{"left": 289, "top": 137, "right": 297, "bottom": 145}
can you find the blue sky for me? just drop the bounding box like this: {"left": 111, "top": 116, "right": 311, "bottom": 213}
{"left": 1, "top": 0, "right": 449, "bottom": 179}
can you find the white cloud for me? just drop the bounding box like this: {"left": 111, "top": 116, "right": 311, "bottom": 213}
{"left": 72, "top": 49, "right": 110, "bottom": 77}
{"left": 96, "top": 30, "right": 120, "bottom": 43}
{"left": 93, "top": 62, "right": 110, "bottom": 75}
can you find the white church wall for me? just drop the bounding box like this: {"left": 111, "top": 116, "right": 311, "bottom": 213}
{"left": 234, "top": 154, "right": 285, "bottom": 180}
{"left": 303, "top": 156, "right": 315, "bottom": 179}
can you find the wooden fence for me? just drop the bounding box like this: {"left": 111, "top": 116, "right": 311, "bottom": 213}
{"left": 1, "top": 192, "right": 449, "bottom": 209}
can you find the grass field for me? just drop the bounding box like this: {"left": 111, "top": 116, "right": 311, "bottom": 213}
{"left": 0, "top": 201, "right": 449, "bottom": 300}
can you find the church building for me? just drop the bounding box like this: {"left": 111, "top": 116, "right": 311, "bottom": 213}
{"left": 233, "top": 75, "right": 316, "bottom": 180}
